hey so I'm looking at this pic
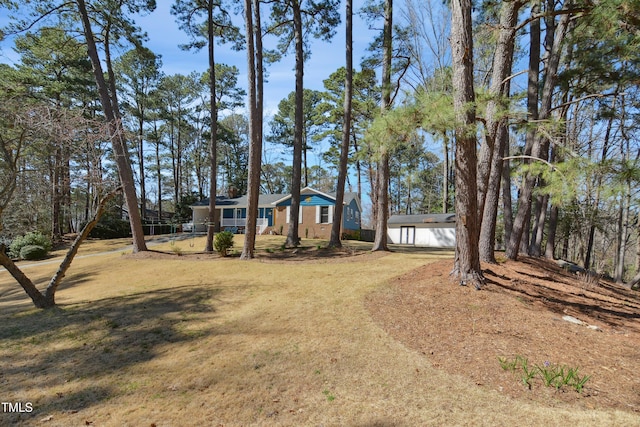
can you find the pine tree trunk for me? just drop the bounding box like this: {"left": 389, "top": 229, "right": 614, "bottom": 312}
{"left": 329, "top": 0, "right": 353, "bottom": 248}
{"left": 479, "top": 123, "right": 509, "bottom": 263}
{"left": 530, "top": 194, "right": 548, "bottom": 257}
{"left": 545, "top": 204, "right": 558, "bottom": 259}
{"left": 285, "top": 0, "right": 304, "bottom": 248}
{"left": 502, "top": 142, "right": 513, "bottom": 246}
{"left": 371, "top": 0, "right": 392, "bottom": 252}
{"left": 450, "top": 0, "right": 483, "bottom": 288}
{"left": 138, "top": 118, "right": 146, "bottom": 221}
{"left": 442, "top": 135, "right": 449, "bottom": 213}
{"left": 77, "top": 0, "right": 147, "bottom": 252}
{"left": 205, "top": 4, "right": 218, "bottom": 253}
{"left": 506, "top": 4, "right": 570, "bottom": 260}
{"left": 241, "top": 0, "right": 264, "bottom": 260}
{"left": 478, "top": 0, "right": 521, "bottom": 262}
{"left": 615, "top": 184, "right": 631, "bottom": 282}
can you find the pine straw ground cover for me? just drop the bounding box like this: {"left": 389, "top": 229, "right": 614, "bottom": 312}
{"left": 0, "top": 235, "right": 638, "bottom": 426}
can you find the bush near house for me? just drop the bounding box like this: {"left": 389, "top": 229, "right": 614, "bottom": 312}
{"left": 88, "top": 214, "right": 131, "bottom": 239}
{"left": 9, "top": 231, "right": 52, "bottom": 259}
{"left": 214, "top": 231, "right": 234, "bottom": 256}
{"left": 19, "top": 245, "right": 48, "bottom": 260}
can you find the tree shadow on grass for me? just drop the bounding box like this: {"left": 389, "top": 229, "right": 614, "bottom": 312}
{"left": 0, "top": 271, "right": 98, "bottom": 316}
{"left": 0, "top": 285, "right": 222, "bottom": 423}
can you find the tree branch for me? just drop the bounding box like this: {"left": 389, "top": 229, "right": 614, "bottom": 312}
{"left": 43, "top": 187, "right": 122, "bottom": 305}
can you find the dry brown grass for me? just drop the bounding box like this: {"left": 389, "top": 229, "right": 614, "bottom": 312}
{"left": 1, "top": 235, "right": 638, "bottom": 426}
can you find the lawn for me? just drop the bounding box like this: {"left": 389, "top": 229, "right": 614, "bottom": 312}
{"left": 0, "top": 235, "right": 638, "bottom": 426}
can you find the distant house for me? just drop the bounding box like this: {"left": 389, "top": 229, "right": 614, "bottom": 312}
{"left": 190, "top": 187, "right": 362, "bottom": 239}
{"left": 387, "top": 213, "right": 456, "bottom": 247}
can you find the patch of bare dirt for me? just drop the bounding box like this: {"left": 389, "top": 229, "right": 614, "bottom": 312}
{"left": 366, "top": 256, "right": 640, "bottom": 414}
{"left": 254, "top": 245, "right": 388, "bottom": 264}
{"left": 125, "top": 245, "right": 386, "bottom": 264}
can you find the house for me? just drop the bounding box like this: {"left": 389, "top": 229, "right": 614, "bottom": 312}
{"left": 387, "top": 213, "right": 456, "bottom": 247}
{"left": 190, "top": 187, "right": 362, "bottom": 240}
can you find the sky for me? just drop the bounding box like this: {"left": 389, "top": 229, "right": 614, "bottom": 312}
{"left": 135, "top": 0, "right": 377, "bottom": 179}
{"left": 0, "top": 1, "right": 376, "bottom": 132}
{"left": 137, "top": 1, "right": 374, "bottom": 118}
{"left": 0, "top": 1, "right": 382, "bottom": 206}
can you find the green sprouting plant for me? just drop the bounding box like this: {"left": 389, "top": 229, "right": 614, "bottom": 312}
{"left": 498, "top": 356, "right": 519, "bottom": 371}
{"left": 564, "top": 367, "right": 590, "bottom": 393}
{"left": 572, "top": 372, "right": 591, "bottom": 393}
{"left": 519, "top": 358, "right": 536, "bottom": 389}
{"left": 536, "top": 361, "right": 562, "bottom": 388}
{"left": 323, "top": 389, "right": 335, "bottom": 402}
{"left": 498, "top": 356, "right": 590, "bottom": 393}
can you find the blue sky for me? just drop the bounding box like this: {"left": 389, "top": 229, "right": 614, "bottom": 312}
{"left": 136, "top": 1, "right": 378, "bottom": 183}
{"left": 138, "top": 1, "right": 375, "bottom": 119}
{"left": 0, "top": 1, "right": 380, "bottom": 207}
{"left": 0, "top": 1, "right": 376, "bottom": 119}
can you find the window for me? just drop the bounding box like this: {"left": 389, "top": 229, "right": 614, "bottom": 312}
{"left": 320, "top": 206, "right": 330, "bottom": 223}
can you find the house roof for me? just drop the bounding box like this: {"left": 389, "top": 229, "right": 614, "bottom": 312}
{"left": 271, "top": 187, "right": 362, "bottom": 211}
{"left": 271, "top": 187, "right": 335, "bottom": 205}
{"left": 388, "top": 213, "right": 456, "bottom": 225}
{"left": 191, "top": 193, "right": 287, "bottom": 208}
{"left": 192, "top": 187, "right": 362, "bottom": 211}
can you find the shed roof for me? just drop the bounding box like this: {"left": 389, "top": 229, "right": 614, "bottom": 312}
{"left": 388, "top": 213, "right": 456, "bottom": 225}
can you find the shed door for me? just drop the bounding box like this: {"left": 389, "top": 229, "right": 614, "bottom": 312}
{"left": 400, "top": 226, "right": 415, "bottom": 245}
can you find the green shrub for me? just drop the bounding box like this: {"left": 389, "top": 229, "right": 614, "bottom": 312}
{"left": 214, "top": 231, "right": 234, "bottom": 256}
{"left": 19, "top": 245, "right": 48, "bottom": 261}
{"left": 88, "top": 215, "right": 131, "bottom": 239}
{"left": 9, "top": 231, "right": 52, "bottom": 258}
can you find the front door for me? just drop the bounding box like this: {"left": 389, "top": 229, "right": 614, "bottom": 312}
{"left": 400, "top": 226, "right": 415, "bottom": 245}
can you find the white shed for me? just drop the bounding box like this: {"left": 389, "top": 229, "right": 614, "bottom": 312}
{"left": 387, "top": 213, "right": 456, "bottom": 247}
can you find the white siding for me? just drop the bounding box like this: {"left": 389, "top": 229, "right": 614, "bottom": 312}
{"left": 387, "top": 225, "right": 456, "bottom": 248}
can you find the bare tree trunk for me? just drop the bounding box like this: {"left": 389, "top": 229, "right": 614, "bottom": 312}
{"left": 44, "top": 188, "right": 121, "bottom": 305}
{"left": 205, "top": 4, "right": 219, "bottom": 253}
{"left": 477, "top": 1, "right": 522, "bottom": 225}
{"left": 353, "top": 135, "right": 362, "bottom": 199}
{"left": 450, "top": 0, "right": 483, "bottom": 288}
{"left": 241, "top": 0, "right": 264, "bottom": 260}
{"left": 545, "top": 204, "right": 558, "bottom": 259}
{"left": 0, "top": 246, "right": 48, "bottom": 308}
{"left": 502, "top": 142, "right": 513, "bottom": 246}
{"left": 371, "top": 0, "right": 392, "bottom": 252}
{"left": 479, "top": 123, "right": 508, "bottom": 263}
{"left": 285, "top": 0, "right": 304, "bottom": 248}
{"left": 442, "top": 134, "right": 449, "bottom": 213}
{"left": 478, "top": 0, "right": 522, "bottom": 262}
{"left": 529, "top": 188, "right": 548, "bottom": 256}
{"left": 76, "top": 0, "right": 147, "bottom": 252}
{"left": 329, "top": 0, "right": 353, "bottom": 248}
{"left": 155, "top": 123, "right": 163, "bottom": 222}
{"left": 0, "top": 188, "right": 119, "bottom": 309}
{"left": 615, "top": 183, "right": 631, "bottom": 282}
{"left": 52, "top": 146, "right": 62, "bottom": 239}
{"left": 506, "top": 3, "right": 570, "bottom": 260}
{"left": 63, "top": 150, "right": 73, "bottom": 233}
{"left": 636, "top": 227, "right": 640, "bottom": 275}
{"left": 138, "top": 120, "right": 146, "bottom": 221}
